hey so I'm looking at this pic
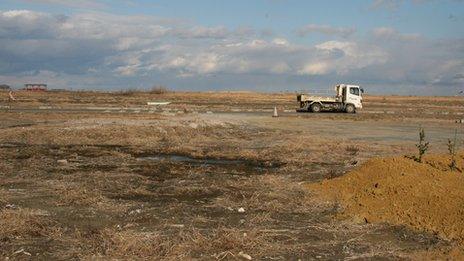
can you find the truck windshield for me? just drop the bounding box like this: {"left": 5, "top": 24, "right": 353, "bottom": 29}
{"left": 349, "top": 87, "right": 360, "bottom": 96}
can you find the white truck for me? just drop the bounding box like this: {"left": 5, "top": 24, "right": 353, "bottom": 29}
{"left": 297, "top": 84, "right": 364, "bottom": 113}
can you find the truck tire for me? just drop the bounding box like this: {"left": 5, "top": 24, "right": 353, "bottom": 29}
{"left": 310, "top": 103, "right": 322, "bottom": 113}
{"left": 345, "top": 104, "right": 355, "bottom": 113}
{"left": 304, "top": 102, "right": 311, "bottom": 112}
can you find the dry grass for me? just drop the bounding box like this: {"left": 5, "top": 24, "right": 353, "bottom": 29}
{"left": 72, "top": 227, "right": 269, "bottom": 259}
{"left": 150, "top": 85, "right": 169, "bottom": 94}
{"left": 51, "top": 182, "right": 107, "bottom": 207}
{"left": 113, "top": 89, "right": 140, "bottom": 96}
{"left": 0, "top": 94, "right": 456, "bottom": 259}
{"left": 112, "top": 86, "right": 170, "bottom": 96}
{"left": 4, "top": 89, "right": 463, "bottom": 117}
{"left": 75, "top": 229, "right": 176, "bottom": 258}
{"left": 0, "top": 208, "right": 61, "bottom": 240}
{"left": 345, "top": 145, "right": 360, "bottom": 156}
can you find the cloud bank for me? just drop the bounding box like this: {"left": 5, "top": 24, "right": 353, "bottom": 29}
{"left": 0, "top": 9, "right": 462, "bottom": 94}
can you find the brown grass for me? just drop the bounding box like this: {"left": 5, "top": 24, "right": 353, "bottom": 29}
{"left": 345, "top": 145, "right": 360, "bottom": 155}
{"left": 149, "top": 85, "right": 169, "bottom": 94}
{"left": 0, "top": 94, "right": 458, "bottom": 258}
{"left": 73, "top": 227, "right": 269, "bottom": 259}
{"left": 0, "top": 208, "right": 61, "bottom": 239}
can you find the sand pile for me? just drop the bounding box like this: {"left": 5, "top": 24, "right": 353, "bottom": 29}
{"left": 309, "top": 153, "right": 464, "bottom": 242}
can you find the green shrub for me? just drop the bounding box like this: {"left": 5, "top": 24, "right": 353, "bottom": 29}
{"left": 415, "top": 128, "right": 429, "bottom": 163}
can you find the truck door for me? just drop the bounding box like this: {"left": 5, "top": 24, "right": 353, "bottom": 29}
{"left": 347, "top": 87, "right": 362, "bottom": 108}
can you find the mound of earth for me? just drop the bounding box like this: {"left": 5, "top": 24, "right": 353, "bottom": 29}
{"left": 309, "top": 153, "right": 464, "bottom": 243}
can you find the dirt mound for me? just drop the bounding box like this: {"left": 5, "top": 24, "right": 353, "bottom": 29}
{"left": 309, "top": 153, "right": 464, "bottom": 243}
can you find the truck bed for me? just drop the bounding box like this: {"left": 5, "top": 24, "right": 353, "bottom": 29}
{"left": 297, "top": 94, "right": 338, "bottom": 103}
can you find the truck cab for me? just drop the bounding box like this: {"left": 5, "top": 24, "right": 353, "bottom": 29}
{"left": 336, "top": 84, "right": 363, "bottom": 110}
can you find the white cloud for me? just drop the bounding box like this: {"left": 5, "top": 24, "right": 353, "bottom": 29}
{"left": 298, "top": 62, "right": 330, "bottom": 75}
{"left": 172, "top": 26, "right": 229, "bottom": 39}
{"left": 272, "top": 38, "right": 290, "bottom": 46}
{"left": 372, "top": 27, "right": 421, "bottom": 41}
{"left": 370, "top": 0, "right": 461, "bottom": 11}
{"left": 0, "top": 9, "right": 463, "bottom": 94}
{"left": 18, "top": 0, "right": 107, "bottom": 9}
{"left": 298, "top": 24, "right": 356, "bottom": 38}
{"left": 371, "top": 0, "right": 404, "bottom": 10}
{"left": 308, "top": 41, "right": 389, "bottom": 75}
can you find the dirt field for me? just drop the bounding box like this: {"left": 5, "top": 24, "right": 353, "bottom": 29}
{"left": 310, "top": 154, "right": 464, "bottom": 257}
{"left": 1, "top": 90, "right": 463, "bottom": 259}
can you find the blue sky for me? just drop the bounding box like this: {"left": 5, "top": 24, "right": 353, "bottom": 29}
{"left": 0, "top": 0, "right": 463, "bottom": 94}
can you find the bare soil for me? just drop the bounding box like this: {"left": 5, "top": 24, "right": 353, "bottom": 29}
{"left": 309, "top": 154, "right": 464, "bottom": 240}
{"left": 1, "top": 91, "right": 463, "bottom": 259}
{"left": 309, "top": 154, "right": 464, "bottom": 258}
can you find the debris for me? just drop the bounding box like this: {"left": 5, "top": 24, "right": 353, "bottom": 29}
{"left": 8, "top": 91, "right": 16, "bottom": 101}
{"left": 213, "top": 251, "right": 234, "bottom": 260}
{"left": 169, "top": 224, "right": 185, "bottom": 228}
{"left": 129, "top": 209, "right": 142, "bottom": 215}
{"left": 13, "top": 249, "right": 31, "bottom": 256}
{"left": 57, "top": 159, "right": 68, "bottom": 165}
{"left": 124, "top": 223, "right": 135, "bottom": 228}
{"left": 5, "top": 204, "right": 17, "bottom": 209}
{"left": 206, "top": 111, "right": 213, "bottom": 114}
{"left": 237, "top": 207, "right": 245, "bottom": 213}
{"left": 147, "top": 101, "right": 171, "bottom": 106}
{"left": 189, "top": 122, "right": 199, "bottom": 129}
{"left": 238, "top": 251, "right": 252, "bottom": 260}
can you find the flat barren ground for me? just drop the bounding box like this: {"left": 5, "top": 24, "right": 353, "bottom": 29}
{"left": 1, "top": 91, "right": 463, "bottom": 259}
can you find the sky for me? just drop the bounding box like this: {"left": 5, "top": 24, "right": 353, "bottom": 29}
{"left": 0, "top": 0, "right": 463, "bottom": 94}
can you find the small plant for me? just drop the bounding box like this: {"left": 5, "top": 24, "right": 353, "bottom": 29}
{"left": 415, "top": 128, "right": 429, "bottom": 163}
{"left": 150, "top": 85, "right": 168, "bottom": 94}
{"left": 447, "top": 129, "right": 459, "bottom": 171}
{"left": 345, "top": 145, "right": 359, "bottom": 156}
{"left": 326, "top": 168, "right": 339, "bottom": 179}
{"left": 115, "top": 89, "right": 138, "bottom": 96}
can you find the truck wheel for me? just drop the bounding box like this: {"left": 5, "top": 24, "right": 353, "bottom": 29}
{"left": 345, "top": 104, "right": 355, "bottom": 113}
{"left": 304, "top": 102, "right": 311, "bottom": 112}
{"left": 310, "top": 103, "right": 322, "bottom": 113}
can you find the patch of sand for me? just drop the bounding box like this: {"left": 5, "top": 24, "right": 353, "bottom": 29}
{"left": 309, "top": 154, "right": 464, "bottom": 244}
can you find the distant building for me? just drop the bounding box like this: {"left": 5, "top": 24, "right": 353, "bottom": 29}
{"left": 0, "top": 84, "right": 10, "bottom": 91}
{"left": 24, "top": 83, "right": 47, "bottom": 91}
